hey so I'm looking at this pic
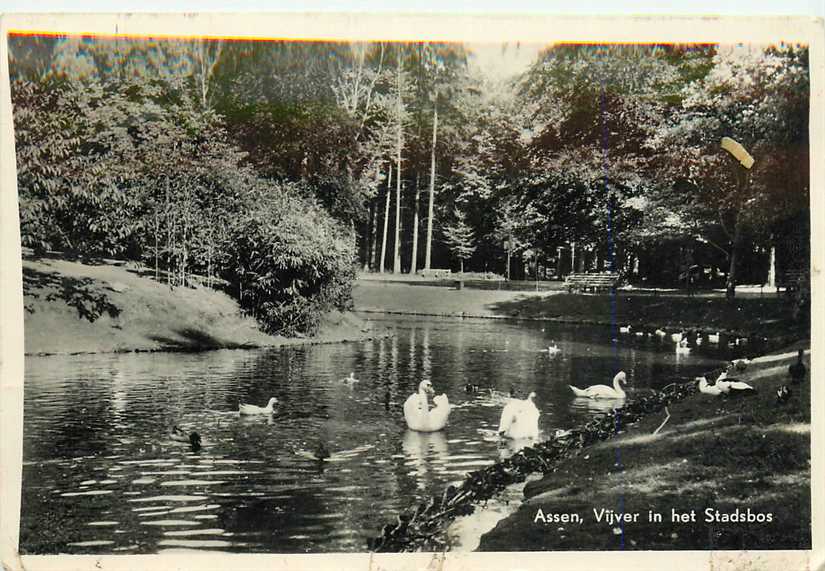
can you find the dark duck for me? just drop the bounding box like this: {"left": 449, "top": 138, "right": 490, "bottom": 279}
{"left": 789, "top": 349, "right": 806, "bottom": 384}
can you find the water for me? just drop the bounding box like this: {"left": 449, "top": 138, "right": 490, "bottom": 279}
{"left": 20, "top": 315, "right": 740, "bottom": 554}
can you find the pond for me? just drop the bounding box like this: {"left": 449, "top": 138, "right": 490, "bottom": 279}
{"left": 20, "top": 315, "right": 741, "bottom": 554}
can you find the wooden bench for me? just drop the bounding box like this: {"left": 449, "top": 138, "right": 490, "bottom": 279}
{"left": 777, "top": 269, "right": 807, "bottom": 296}
{"left": 564, "top": 272, "right": 621, "bottom": 294}
{"left": 419, "top": 268, "right": 452, "bottom": 280}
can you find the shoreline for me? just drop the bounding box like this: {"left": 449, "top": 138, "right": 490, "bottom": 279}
{"left": 22, "top": 257, "right": 386, "bottom": 357}
{"left": 369, "top": 340, "right": 811, "bottom": 552}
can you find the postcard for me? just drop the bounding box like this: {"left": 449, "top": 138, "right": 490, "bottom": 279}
{"left": 0, "top": 11, "right": 821, "bottom": 571}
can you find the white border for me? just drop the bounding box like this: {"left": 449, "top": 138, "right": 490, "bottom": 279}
{"left": 0, "top": 11, "right": 822, "bottom": 571}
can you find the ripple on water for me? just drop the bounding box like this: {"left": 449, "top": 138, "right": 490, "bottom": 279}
{"left": 128, "top": 495, "right": 207, "bottom": 503}
{"left": 163, "top": 528, "right": 225, "bottom": 537}
{"left": 139, "top": 519, "right": 201, "bottom": 526}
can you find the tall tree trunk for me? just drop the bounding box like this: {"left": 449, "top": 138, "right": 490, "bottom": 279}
{"left": 506, "top": 242, "right": 511, "bottom": 280}
{"left": 154, "top": 211, "right": 160, "bottom": 282}
{"left": 380, "top": 166, "right": 392, "bottom": 273}
{"left": 410, "top": 173, "right": 420, "bottom": 274}
{"left": 424, "top": 105, "right": 438, "bottom": 271}
{"left": 726, "top": 219, "right": 741, "bottom": 301}
{"left": 393, "top": 56, "right": 403, "bottom": 275}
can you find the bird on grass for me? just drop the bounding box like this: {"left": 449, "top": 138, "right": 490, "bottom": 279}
{"left": 789, "top": 349, "right": 806, "bottom": 384}
{"left": 715, "top": 371, "right": 755, "bottom": 395}
{"left": 697, "top": 376, "right": 724, "bottom": 396}
{"left": 776, "top": 385, "right": 791, "bottom": 404}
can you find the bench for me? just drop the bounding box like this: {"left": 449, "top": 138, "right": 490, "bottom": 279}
{"left": 419, "top": 268, "right": 452, "bottom": 280}
{"left": 564, "top": 272, "right": 621, "bottom": 294}
{"left": 777, "top": 269, "right": 807, "bottom": 296}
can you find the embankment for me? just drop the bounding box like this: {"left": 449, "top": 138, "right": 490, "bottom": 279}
{"left": 22, "top": 257, "right": 380, "bottom": 356}
{"left": 477, "top": 343, "right": 811, "bottom": 551}
{"left": 353, "top": 280, "right": 806, "bottom": 341}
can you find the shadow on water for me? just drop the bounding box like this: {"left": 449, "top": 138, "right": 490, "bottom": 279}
{"left": 147, "top": 328, "right": 255, "bottom": 351}
{"left": 23, "top": 267, "right": 121, "bottom": 322}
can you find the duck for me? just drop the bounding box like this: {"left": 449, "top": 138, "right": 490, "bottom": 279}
{"left": 619, "top": 325, "right": 632, "bottom": 334}
{"left": 403, "top": 380, "right": 451, "bottom": 432}
{"left": 708, "top": 332, "right": 720, "bottom": 344}
{"left": 776, "top": 385, "right": 791, "bottom": 404}
{"left": 239, "top": 397, "right": 278, "bottom": 415}
{"left": 695, "top": 336, "right": 703, "bottom": 347}
{"left": 569, "top": 371, "right": 627, "bottom": 399}
{"left": 498, "top": 392, "right": 540, "bottom": 440}
{"left": 635, "top": 330, "right": 646, "bottom": 338}
{"left": 714, "top": 371, "right": 754, "bottom": 394}
{"left": 697, "top": 376, "right": 724, "bottom": 396}
{"left": 731, "top": 358, "right": 750, "bottom": 372}
{"left": 789, "top": 349, "right": 806, "bottom": 384}
{"left": 342, "top": 372, "right": 360, "bottom": 386}
{"left": 296, "top": 442, "right": 331, "bottom": 461}
{"left": 169, "top": 426, "right": 202, "bottom": 450}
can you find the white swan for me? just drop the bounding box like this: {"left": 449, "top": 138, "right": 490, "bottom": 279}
{"left": 403, "top": 380, "right": 451, "bottom": 432}
{"left": 671, "top": 332, "right": 684, "bottom": 343}
{"left": 498, "top": 392, "right": 540, "bottom": 439}
{"left": 676, "top": 338, "right": 691, "bottom": 354}
{"left": 708, "top": 332, "right": 720, "bottom": 344}
{"left": 654, "top": 329, "right": 667, "bottom": 338}
{"left": 619, "top": 325, "right": 632, "bottom": 334}
{"left": 697, "top": 376, "right": 724, "bottom": 396}
{"left": 239, "top": 397, "right": 278, "bottom": 415}
{"left": 569, "top": 371, "right": 627, "bottom": 399}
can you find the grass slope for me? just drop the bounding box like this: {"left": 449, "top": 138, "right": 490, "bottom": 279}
{"left": 23, "top": 257, "right": 375, "bottom": 355}
{"left": 478, "top": 344, "right": 811, "bottom": 551}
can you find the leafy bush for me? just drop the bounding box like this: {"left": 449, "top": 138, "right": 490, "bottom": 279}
{"left": 222, "top": 182, "right": 356, "bottom": 337}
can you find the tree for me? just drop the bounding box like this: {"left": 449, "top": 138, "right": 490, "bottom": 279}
{"left": 648, "top": 45, "right": 809, "bottom": 298}
{"left": 442, "top": 208, "right": 476, "bottom": 273}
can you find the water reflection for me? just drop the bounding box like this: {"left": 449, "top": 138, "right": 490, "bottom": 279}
{"left": 401, "top": 430, "right": 450, "bottom": 490}
{"left": 22, "top": 315, "right": 729, "bottom": 554}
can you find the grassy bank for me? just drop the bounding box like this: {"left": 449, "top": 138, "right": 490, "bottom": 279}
{"left": 478, "top": 343, "right": 811, "bottom": 551}
{"left": 23, "top": 257, "right": 379, "bottom": 356}
{"left": 354, "top": 281, "right": 807, "bottom": 339}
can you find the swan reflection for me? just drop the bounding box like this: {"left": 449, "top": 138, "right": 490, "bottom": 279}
{"left": 569, "top": 396, "right": 624, "bottom": 415}
{"left": 401, "top": 430, "right": 449, "bottom": 490}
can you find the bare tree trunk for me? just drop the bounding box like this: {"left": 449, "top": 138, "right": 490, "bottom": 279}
{"left": 410, "top": 173, "right": 420, "bottom": 274}
{"left": 393, "top": 55, "right": 403, "bottom": 275}
{"left": 379, "top": 166, "right": 392, "bottom": 273}
{"left": 154, "top": 211, "right": 160, "bottom": 281}
{"left": 424, "top": 106, "right": 438, "bottom": 271}
{"left": 726, "top": 219, "right": 741, "bottom": 301}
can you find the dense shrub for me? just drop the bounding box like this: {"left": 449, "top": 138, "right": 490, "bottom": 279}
{"left": 222, "top": 183, "right": 356, "bottom": 337}
{"left": 13, "top": 77, "right": 358, "bottom": 337}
